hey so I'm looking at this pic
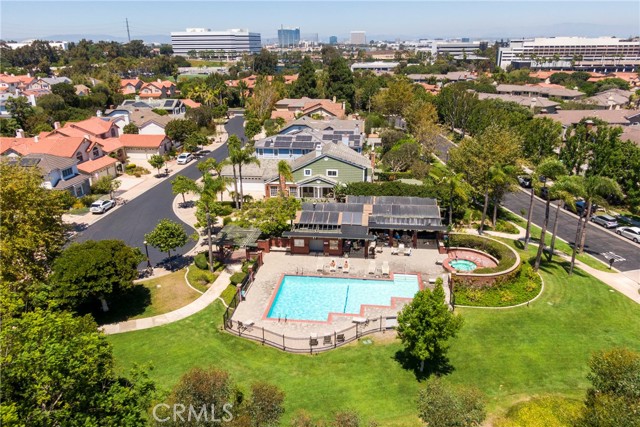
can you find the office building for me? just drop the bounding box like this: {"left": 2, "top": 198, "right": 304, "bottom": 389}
{"left": 171, "top": 28, "right": 261, "bottom": 56}
{"left": 497, "top": 37, "right": 640, "bottom": 72}
{"left": 350, "top": 31, "right": 366, "bottom": 45}
{"left": 278, "top": 27, "right": 300, "bottom": 47}
{"left": 329, "top": 36, "right": 338, "bottom": 45}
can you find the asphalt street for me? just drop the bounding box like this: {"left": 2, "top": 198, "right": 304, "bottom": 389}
{"left": 74, "top": 116, "right": 245, "bottom": 267}
{"left": 434, "top": 135, "right": 640, "bottom": 274}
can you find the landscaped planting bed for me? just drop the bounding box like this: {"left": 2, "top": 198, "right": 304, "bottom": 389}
{"left": 453, "top": 263, "right": 542, "bottom": 307}
{"left": 448, "top": 233, "right": 518, "bottom": 274}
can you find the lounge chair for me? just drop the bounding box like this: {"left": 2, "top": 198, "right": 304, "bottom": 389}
{"left": 404, "top": 247, "right": 412, "bottom": 256}
{"left": 323, "top": 334, "right": 332, "bottom": 345}
{"left": 381, "top": 261, "right": 390, "bottom": 276}
{"left": 316, "top": 258, "right": 324, "bottom": 272}
{"left": 309, "top": 333, "right": 318, "bottom": 346}
{"left": 342, "top": 260, "right": 350, "bottom": 273}
{"left": 368, "top": 260, "right": 376, "bottom": 275}
{"left": 398, "top": 243, "right": 405, "bottom": 254}
{"left": 329, "top": 259, "right": 337, "bottom": 272}
{"left": 336, "top": 333, "right": 345, "bottom": 343}
{"left": 391, "top": 246, "right": 399, "bottom": 255}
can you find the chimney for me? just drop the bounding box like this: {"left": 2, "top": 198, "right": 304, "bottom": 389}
{"left": 84, "top": 134, "right": 90, "bottom": 141}
{"left": 54, "top": 121, "right": 60, "bottom": 129}
{"left": 370, "top": 152, "right": 376, "bottom": 168}
{"left": 96, "top": 110, "right": 102, "bottom": 117}
{"left": 15, "top": 129, "right": 25, "bottom": 138}
{"left": 135, "top": 95, "right": 140, "bottom": 102}
{"left": 315, "top": 143, "right": 322, "bottom": 157}
{"left": 342, "top": 101, "right": 345, "bottom": 111}
{"left": 355, "top": 123, "right": 360, "bottom": 134}
{"left": 585, "top": 119, "right": 594, "bottom": 130}
{"left": 157, "top": 78, "right": 162, "bottom": 83}
{"left": 28, "top": 94, "right": 36, "bottom": 106}
{"left": 332, "top": 96, "right": 336, "bottom": 103}
{"left": 34, "top": 135, "right": 39, "bottom": 143}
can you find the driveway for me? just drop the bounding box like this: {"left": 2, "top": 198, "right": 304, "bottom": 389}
{"left": 73, "top": 116, "right": 245, "bottom": 267}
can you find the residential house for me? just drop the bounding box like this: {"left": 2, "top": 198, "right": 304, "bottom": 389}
{"left": 582, "top": 88, "right": 633, "bottom": 109}
{"left": 104, "top": 107, "right": 174, "bottom": 135}
{"left": 495, "top": 84, "right": 585, "bottom": 100}
{"left": 0, "top": 92, "right": 37, "bottom": 118}
{"left": 27, "top": 76, "right": 72, "bottom": 91}
{"left": 49, "top": 116, "right": 121, "bottom": 139}
{"left": 264, "top": 142, "right": 372, "bottom": 199}
{"left": 120, "top": 78, "right": 144, "bottom": 95}
{"left": 621, "top": 126, "right": 640, "bottom": 147}
{"left": 477, "top": 92, "right": 560, "bottom": 113}
{"left": 8, "top": 153, "right": 90, "bottom": 197}
{"left": 407, "top": 72, "right": 477, "bottom": 83}
{"left": 112, "top": 134, "right": 173, "bottom": 160}
{"left": 138, "top": 80, "right": 177, "bottom": 99}
{"left": 271, "top": 97, "right": 346, "bottom": 121}
{"left": 74, "top": 84, "right": 91, "bottom": 96}
{"left": 539, "top": 110, "right": 640, "bottom": 127}
{"left": 119, "top": 98, "right": 186, "bottom": 115}
{"left": 279, "top": 116, "right": 364, "bottom": 136}
{"left": 254, "top": 127, "right": 364, "bottom": 160}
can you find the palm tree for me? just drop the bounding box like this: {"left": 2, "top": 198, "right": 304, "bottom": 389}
{"left": 532, "top": 159, "right": 567, "bottom": 271}
{"left": 197, "top": 173, "right": 227, "bottom": 272}
{"left": 569, "top": 175, "right": 622, "bottom": 275}
{"left": 237, "top": 80, "right": 249, "bottom": 107}
{"left": 277, "top": 160, "right": 293, "bottom": 196}
{"left": 226, "top": 135, "right": 242, "bottom": 209}
{"left": 488, "top": 165, "right": 519, "bottom": 227}
{"left": 548, "top": 176, "right": 583, "bottom": 262}
{"left": 232, "top": 144, "right": 260, "bottom": 209}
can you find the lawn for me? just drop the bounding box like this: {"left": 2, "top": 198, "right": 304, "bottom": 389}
{"left": 108, "top": 257, "right": 640, "bottom": 425}
{"left": 93, "top": 270, "right": 201, "bottom": 325}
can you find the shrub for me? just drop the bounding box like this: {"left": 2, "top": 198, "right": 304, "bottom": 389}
{"left": 194, "top": 253, "right": 209, "bottom": 270}
{"left": 495, "top": 220, "right": 519, "bottom": 234}
{"left": 222, "top": 216, "right": 233, "bottom": 226}
{"left": 57, "top": 191, "right": 77, "bottom": 209}
{"left": 125, "top": 163, "right": 137, "bottom": 171}
{"left": 192, "top": 271, "right": 212, "bottom": 285}
{"left": 230, "top": 272, "right": 247, "bottom": 286}
{"left": 79, "top": 195, "right": 98, "bottom": 207}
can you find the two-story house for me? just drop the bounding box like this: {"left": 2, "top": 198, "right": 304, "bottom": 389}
{"left": 254, "top": 128, "right": 364, "bottom": 160}
{"left": 139, "top": 80, "right": 177, "bottom": 99}
{"left": 9, "top": 153, "right": 90, "bottom": 197}
{"left": 27, "top": 76, "right": 72, "bottom": 92}
{"left": 120, "top": 78, "right": 144, "bottom": 95}
{"left": 271, "top": 97, "right": 346, "bottom": 121}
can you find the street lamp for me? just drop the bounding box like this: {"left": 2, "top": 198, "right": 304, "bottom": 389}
{"left": 143, "top": 240, "right": 152, "bottom": 270}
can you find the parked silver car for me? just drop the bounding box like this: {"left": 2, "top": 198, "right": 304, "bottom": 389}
{"left": 177, "top": 153, "right": 194, "bottom": 165}
{"left": 590, "top": 214, "right": 618, "bottom": 229}
{"left": 616, "top": 226, "right": 640, "bottom": 243}
{"left": 90, "top": 199, "right": 115, "bottom": 214}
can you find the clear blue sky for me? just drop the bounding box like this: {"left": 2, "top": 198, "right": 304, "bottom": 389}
{"left": 1, "top": 1, "right": 638, "bottom": 42}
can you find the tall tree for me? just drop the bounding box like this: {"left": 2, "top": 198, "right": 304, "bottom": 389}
{"left": 165, "top": 119, "right": 199, "bottom": 144}
{"left": 576, "top": 348, "right": 640, "bottom": 427}
{"left": 246, "top": 77, "right": 284, "bottom": 123}
{"left": 229, "top": 141, "right": 260, "bottom": 209}
{"left": 4, "top": 96, "right": 34, "bottom": 131}
{"left": 0, "top": 310, "right": 154, "bottom": 426}
{"left": 291, "top": 56, "right": 318, "bottom": 98}
{"left": 326, "top": 56, "right": 355, "bottom": 112}
{"left": 396, "top": 281, "right": 463, "bottom": 372}
{"left": 252, "top": 48, "right": 278, "bottom": 75}
{"left": 277, "top": 160, "right": 293, "bottom": 196}
{"left": 520, "top": 117, "right": 562, "bottom": 165}
{"left": 145, "top": 219, "right": 190, "bottom": 261}
{"left": 225, "top": 135, "right": 242, "bottom": 208}
{"left": 235, "top": 197, "right": 301, "bottom": 237}
{"left": 547, "top": 175, "right": 583, "bottom": 262}
{"left": 248, "top": 382, "right": 285, "bottom": 427}
{"left": 372, "top": 75, "right": 415, "bottom": 117}
{"left": 532, "top": 159, "right": 568, "bottom": 271}
{"left": 195, "top": 173, "right": 228, "bottom": 271}
{"left": 436, "top": 84, "right": 478, "bottom": 138}
{"left": 403, "top": 98, "right": 440, "bottom": 155}
{"left": 0, "top": 162, "right": 66, "bottom": 315}
{"left": 50, "top": 240, "right": 144, "bottom": 312}
{"left": 417, "top": 377, "right": 486, "bottom": 427}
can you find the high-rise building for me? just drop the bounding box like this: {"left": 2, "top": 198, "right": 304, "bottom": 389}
{"left": 170, "top": 28, "right": 261, "bottom": 56}
{"left": 498, "top": 37, "right": 640, "bottom": 71}
{"left": 278, "top": 27, "right": 300, "bottom": 47}
{"left": 329, "top": 36, "right": 338, "bottom": 45}
{"left": 350, "top": 31, "right": 366, "bottom": 45}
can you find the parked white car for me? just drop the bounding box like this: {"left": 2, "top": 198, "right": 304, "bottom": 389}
{"left": 177, "top": 153, "right": 194, "bottom": 165}
{"left": 616, "top": 226, "right": 640, "bottom": 243}
{"left": 90, "top": 199, "right": 116, "bottom": 214}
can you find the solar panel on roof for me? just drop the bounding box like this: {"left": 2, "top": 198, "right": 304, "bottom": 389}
{"left": 322, "top": 134, "right": 334, "bottom": 140}
{"left": 163, "top": 100, "right": 173, "bottom": 107}
{"left": 20, "top": 158, "right": 41, "bottom": 167}
{"left": 297, "top": 135, "right": 312, "bottom": 141}
{"left": 274, "top": 141, "right": 291, "bottom": 148}
{"left": 275, "top": 136, "right": 292, "bottom": 142}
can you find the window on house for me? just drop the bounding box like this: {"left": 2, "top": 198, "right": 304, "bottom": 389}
{"left": 329, "top": 240, "right": 339, "bottom": 250}
{"left": 92, "top": 147, "right": 100, "bottom": 158}
{"left": 62, "top": 167, "right": 74, "bottom": 178}
{"left": 75, "top": 152, "right": 83, "bottom": 162}
{"left": 294, "top": 239, "right": 305, "bottom": 247}
{"left": 326, "top": 169, "right": 338, "bottom": 177}
{"left": 304, "top": 169, "right": 312, "bottom": 176}
{"left": 270, "top": 186, "right": 279, "bottom": 197}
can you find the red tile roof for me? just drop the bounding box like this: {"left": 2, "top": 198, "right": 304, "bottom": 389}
{"left": 77, "top": 156, "right": 118, "bottom": 174}
{"left": 55, "top": 117, "right": 115, "bottom": 137}
{"left": 182, "top": 99, "right": 201, "bottom": 108}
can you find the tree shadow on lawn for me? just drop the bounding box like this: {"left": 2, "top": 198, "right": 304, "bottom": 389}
{"left": 81, "top": 284, "right": 152, "bottom": 326}
{"left": 394, "top": 349, "right": 455, "bottom": 381}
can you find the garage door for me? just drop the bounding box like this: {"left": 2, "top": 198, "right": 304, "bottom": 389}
{"left": 309, "top": 239, "right": 324, "bottom": 253}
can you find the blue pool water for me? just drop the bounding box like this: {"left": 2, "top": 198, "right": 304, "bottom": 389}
{"left": 267, "top": 274, "right": 419, "bottom": 321}
{"left": 450, "top": 259, "right": 477, "bottom": 271}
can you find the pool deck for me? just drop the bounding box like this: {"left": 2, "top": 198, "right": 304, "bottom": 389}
{"left": 231, "top": 248, "right": 448, "bottom": 338}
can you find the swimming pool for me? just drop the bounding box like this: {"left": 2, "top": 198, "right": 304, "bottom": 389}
{"left": 449, "top": 259, "right": 477, "bottom": 271}
{"left": 267, "top": 274, "right": 420, "bottom": 321}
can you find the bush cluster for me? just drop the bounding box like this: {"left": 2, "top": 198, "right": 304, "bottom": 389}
{"left": 230, "top": 272, "right": 247, "bottom": 286}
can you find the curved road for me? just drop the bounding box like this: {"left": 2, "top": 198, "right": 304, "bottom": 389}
{"left": 435, "top": 135, "right": 640, "bottom": 276}
{"left": 74, "top": 116, "right": 245, "bottom": 267}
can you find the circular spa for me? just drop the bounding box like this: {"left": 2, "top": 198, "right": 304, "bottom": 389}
{"left": 443, "top": 249, "right": 498, "bottom": 273}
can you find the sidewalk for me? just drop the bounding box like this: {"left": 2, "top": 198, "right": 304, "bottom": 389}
{"left": 458, "top": 223, "right": 640, "bottom": 304}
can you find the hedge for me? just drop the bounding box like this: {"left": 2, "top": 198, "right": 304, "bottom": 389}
{"left": 194, "top": 253, "right": 209, "bottom": 270}
{"left": 230, "top": 272, "right": 247, "bottom": 286}
{"left": 453, "top": 263, "right": 541, "bottom": 307}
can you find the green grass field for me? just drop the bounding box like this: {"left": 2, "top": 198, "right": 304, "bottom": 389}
{"left": 108, "top": 261, "right": 640, "bottom": 425}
